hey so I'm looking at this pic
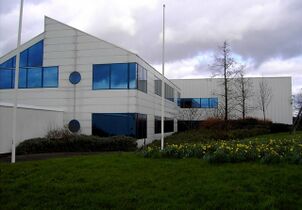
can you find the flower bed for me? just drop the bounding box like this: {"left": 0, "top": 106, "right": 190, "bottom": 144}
{"left": 143, "top": 138, "right": 302, "bottom": 164}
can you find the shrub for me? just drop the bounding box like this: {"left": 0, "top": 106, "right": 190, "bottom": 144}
{"left": 16, "top": 135, "right": 137, "bottom": 155}
{"left": 270, "top": 123, "right": 291, "bottom": 133}
{"left": 45, "top": 126, "right": 74, "bottom": 140}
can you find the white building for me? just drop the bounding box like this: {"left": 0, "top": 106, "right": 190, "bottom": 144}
{"left": 0, "top": 17, "right": 292, "bottom": 154}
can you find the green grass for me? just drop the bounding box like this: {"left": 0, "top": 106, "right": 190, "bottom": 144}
{"left": 151, "top": 130, "right": 302, "bottom": 146}
{"left": 1, "top": 152, "right": 302, "bottom": 209}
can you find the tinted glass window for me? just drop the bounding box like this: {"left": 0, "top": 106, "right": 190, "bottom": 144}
{"left": 154, "top": 77, "right": 162, "bottom": 96}
{"left": 200, "top": 98, "right": 209, "bottom": 108}
{"left": 92, "top": 113, "right": 136, "bottom": 137}
{"left": 136, "top": 114, "right": 147, "bottom": 139}
{"left": 138, "top": 65, "right": 147, "bottom": 93}
{"left": 154, "top": 116, "right": 161, "bottom": 134}
{"left": 92, "top": 113, "right": 147, "bottom": 139}
{"left": 165, "top": 83, "right": 174, "bottom": 102}
{"left": 27, "top": 67, "right": 42, "bottom": 88}
{"left": 164, "top": 117, "right": 174, "bottom": 133}
{"left": 111, "top": 63, "right": 128, "bottom": 89}
{"left": 192, "top": 98, "right": 201, "bottom": 108}
{"left": 27, "top": 40, "right": 43, "bottom": 67}
{"left": 20, "top": 50, "right": 28, "bottom": 67}
{"left": 69, "top": 71, "right": 81, "bottom": 85}
{"left": 43, "top": 67, "right": 58, "bottom": 87}
{"left": 18, "top": 68, "right": 27, "bottom": 88}
{"left": 0, "top": 69, "right": 13, "bottom": 89}
{"left": 209, "top": 98, "right": 218, "bottom": 108}
{"left": 129, "top": 63, "right": 137, "bottom": 89}
{"left": 93, "top": 64, "right": 110, "bottom": 89}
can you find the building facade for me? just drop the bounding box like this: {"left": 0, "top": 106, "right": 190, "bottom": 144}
{"left": 0, "top": 17, "right": 292, "bottom": 153}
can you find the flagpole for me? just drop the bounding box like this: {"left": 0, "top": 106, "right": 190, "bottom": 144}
{"left": 11, "top": 0, "right": 24, "bottom": 163}
{"left": 161, "top": 4, "right": 165, "bottom": 150}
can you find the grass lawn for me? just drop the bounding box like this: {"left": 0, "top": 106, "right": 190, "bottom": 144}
{"left": 151, "top": 130, "right": 302, "bottom": 146}
{"left": 1, "top": 152, "right": 302, "bottom": 209}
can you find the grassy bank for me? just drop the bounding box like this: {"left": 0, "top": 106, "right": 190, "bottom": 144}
{"left": 1, "top": 152, "right": 302, "bottom": 209}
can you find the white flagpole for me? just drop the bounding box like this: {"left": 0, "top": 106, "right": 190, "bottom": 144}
{"left": 11, "top": 0, "right": 24, "bottom": 163}
{"left": 161, "top": 4, "right": 165, "bottom": 150}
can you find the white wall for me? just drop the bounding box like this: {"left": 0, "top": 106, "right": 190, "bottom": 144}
{"left": 171, "top": 77, "right": 292, "bottom": 124}
{"left": 0, "top": 104, "right": 63, "bottom": 154}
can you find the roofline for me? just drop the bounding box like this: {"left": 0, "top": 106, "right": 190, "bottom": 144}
{"left": 170, "top": 76, "right": 292, "bottom": 80}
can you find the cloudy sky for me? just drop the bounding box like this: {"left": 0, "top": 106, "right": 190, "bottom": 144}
{"left": 0, "top": 0, "right": 301, "bottom": 93}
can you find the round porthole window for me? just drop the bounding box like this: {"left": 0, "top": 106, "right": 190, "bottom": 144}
{"left": 69, "top": 71, "right": 81, "bottom": 84}
{"left": 68, "top": 119, "right": 80, "bottom": 133}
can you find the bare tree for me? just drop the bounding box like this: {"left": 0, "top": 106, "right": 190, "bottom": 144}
{"left": 178, "top": 105, "right": 206, "bottom": 130}
{"left": 257, "top": 78, "right": 272, "bottom": 121}
{"left": 293, "top": 90, "right": 302, "bottom": 116}
{"left": 234, "top": 65, "right": 255, "bottom": 119}
{"left": 211, "top": 41, "right": 237, "bottom": 121}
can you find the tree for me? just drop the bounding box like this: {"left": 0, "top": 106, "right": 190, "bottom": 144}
{"left": 211, "top": 41, "right": 237, "bottom": 121}
{"left": 178, "top": 105, "right": 206, "bottom": 130}
{"left": 257, "top": 78, "right": 272, "bottom": 121}
{"left": 234, "top": 65, "right": 254, "bottom": 119}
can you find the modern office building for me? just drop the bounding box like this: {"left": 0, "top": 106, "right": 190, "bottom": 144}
{"left": 0, "top": 17, "right": 292, "bottom": 154}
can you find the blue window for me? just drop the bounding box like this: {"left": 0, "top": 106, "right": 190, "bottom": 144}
{"left": 20, "top": 40, "right": 43, "bottom": 67}
{"left": 93, "top": 63, "right": 141, "bottom": 90}
{"left": 209, "top": 98, "right": 218, "bottom": 108}
{"left": 129, "top": 63, "right": 137, "bottom": 89}
{"left": 92, "top": 113, "right": 147, "bottom": 139}
{"left": 69, "top": 71, "right": 81, "bottom": 85}
{"left": 18, "top": 66, "right": 58, "bottom": 88}
{"left": 200, "top": 98, "right": 209, "bottom": 108}
{"left": 0, "top": 69, "right": 14, "bottom": 89}
{"left": 43, "top": 67, "right": 58, "bottom": 87}
{"left": 179, "top": 98, "right": 218, "bottom": 108}
{"left": 93, "top": 64, "right": 110, "bottom": 89}
{"left": 0, "top": 56, "right": 16, "bottom": 89}
{"left": 111, "top": 63, "right": 128, "bottom": 89}
{"left": 27, "top": 67, "right": 42, "bottom": 88}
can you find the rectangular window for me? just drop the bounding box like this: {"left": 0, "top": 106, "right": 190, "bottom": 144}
{"left": 154, "top": 116, "right": 161, "bottom": 134}
{"left": 43, "top": 67, "right": 58, "bottom": 87}
{"left": 93, "top": 63, "right": 139, "bottom": 90}
{"left": 18, "top": 66, "right": 58, "bottom": 88}
{"left": 138, "top": 65, "right": 147, "bottom": 93}
{"left": 154, "top": 116, "right": 174, "bottom": 133}
{"left": 165, "top": 117, "right": 174, "bottom": 133}
{"left": 111, "top": 63, "right": 128, "bottom": 89}
{"left": 0, "top": 56, "right": 16, "bottom": 89}
{"left": 129, "top": 63, "right": 137, "bottom": 89}
{"left": 154, "top": 76, "right": 162, "bottom": 96}
{"left": 93, "top": 64, "right": 110, "bottom": 89}
{"left": 92, "top": 113, "right": 147, "bottom": 139}
{"left": 0, "top": 69, "right": 14, "bottom": 89}
{"left": 179, "top": 98, "right": 219, "bottom": 108}
{"left": 27, "top": 67, "right": 42, "bottom": 88}
{"left": 165, "top": 83, "right": 174, "bottom": 102}
{"left": 209, "top": 98, "right": 218, "bottom": 108}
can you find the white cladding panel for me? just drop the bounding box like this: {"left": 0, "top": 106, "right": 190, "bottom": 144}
{"left": 0, "top": 105, "right": 63, "bottom": 154}
{"left": 171, "top": 77, "right": 292, "bottom": 124}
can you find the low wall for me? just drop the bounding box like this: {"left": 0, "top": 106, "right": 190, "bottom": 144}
{"left": 0, "top": 103, "right": 64, "bottom": 154}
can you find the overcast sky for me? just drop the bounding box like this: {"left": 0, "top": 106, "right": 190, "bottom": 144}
{"left": 0, "top": 0, "right": 301, "bottom": 93}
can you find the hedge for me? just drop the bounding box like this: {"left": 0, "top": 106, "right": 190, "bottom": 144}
{"left": 16, "top": 135, "right": 137, "bottom": 155}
